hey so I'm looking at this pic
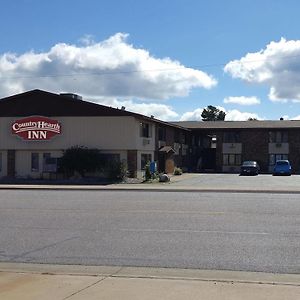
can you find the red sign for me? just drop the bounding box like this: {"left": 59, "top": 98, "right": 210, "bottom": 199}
{"left": 12, "top": 116, "right": 61, "bottom": 140}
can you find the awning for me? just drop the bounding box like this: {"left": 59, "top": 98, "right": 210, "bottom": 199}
{"left": 159, "top": 146, "right": 176, "bottom": 154}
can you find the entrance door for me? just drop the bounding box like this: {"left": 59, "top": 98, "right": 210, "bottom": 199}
{"left": 202, "top": 148, "right": 216, "bottom": 171}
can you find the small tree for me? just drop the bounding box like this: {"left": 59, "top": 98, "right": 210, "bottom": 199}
{"left": 59, "top": 146, "right": 103, "bottom": 177}
{"left": 201, "top": 105, "right": 226, "bottom": 121}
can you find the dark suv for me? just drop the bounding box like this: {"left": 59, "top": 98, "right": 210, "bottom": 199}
{"left": 240, "top": 161, "right": 260, "bottom": 176}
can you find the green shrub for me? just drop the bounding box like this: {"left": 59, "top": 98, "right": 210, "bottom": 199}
{"left": 174, "top": 167, "right": 183, "bottom": 175}
{"left": 106, "top": 160, "right": 127, "bottom": 181}
{"left": 144, "top": 162, "right": 152, "bottom": 181}
{"left": 59, "top": 146, "right": 103, "bottom": 177}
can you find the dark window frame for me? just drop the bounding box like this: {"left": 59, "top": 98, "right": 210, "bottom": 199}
{"left": 140, "top": 122, "right": 152, "bottom": 138}
{"left": 31, "top": 153, "right": 39, "bottom": 172}
{"left": 223, "top": 153, "right": 241, "bottom": 166}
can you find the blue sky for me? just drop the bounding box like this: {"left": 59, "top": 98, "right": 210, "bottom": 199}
{"left": 1, "top": 0, "right": 300, "bottom": 121}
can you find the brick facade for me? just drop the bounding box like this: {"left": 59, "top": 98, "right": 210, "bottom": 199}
{"left": 287, "top": 130, "right": 300, "bottom": 173}
{"left": 240, "top": 129, "right": 269, "bottom": 172}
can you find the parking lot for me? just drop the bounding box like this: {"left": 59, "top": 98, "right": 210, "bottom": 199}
{"left": 168, "top": 173, "right": 300, "bottom": 193}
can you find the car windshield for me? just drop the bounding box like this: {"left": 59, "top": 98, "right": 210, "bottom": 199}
{"left": 276, "top": 161, "right": 289, "bottom": 165}
{"left": 242, "top": 161, "right": 256, "bottom": 166}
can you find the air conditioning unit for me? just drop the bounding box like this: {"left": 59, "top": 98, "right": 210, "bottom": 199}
{"left": 143, "top": 139, "right": 150, "bottom": 145}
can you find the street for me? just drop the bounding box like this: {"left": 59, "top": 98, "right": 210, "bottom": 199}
{"left": 0, "top": 190, "right": 299, "bottom": 274}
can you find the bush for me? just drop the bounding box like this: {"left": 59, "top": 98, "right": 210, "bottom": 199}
{"left": 59, "top": 146, "right": 127, "bottom": 181}
{"left": 174, "top": 167, "right": 183, "bottom": 175}
{"left": 144, "top": 162, "right": 152, "bottom": 181}
{"left": 59, "top": 146, "right": 103, "bottom": 177}
{"left": 106, "top": 160, "right": 127, "bottom": 181}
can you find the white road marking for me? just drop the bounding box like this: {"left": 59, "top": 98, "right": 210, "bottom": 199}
{"left": 120, "top": 228, "right": 290, "bottom": 236}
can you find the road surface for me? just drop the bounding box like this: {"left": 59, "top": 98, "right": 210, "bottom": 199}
{"left": 0, "top": 190, "right": 299, "bottom": 273}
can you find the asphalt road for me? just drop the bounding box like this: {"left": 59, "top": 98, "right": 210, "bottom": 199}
{"left": 0, "top": 190, "right": 299, "bottom": 274}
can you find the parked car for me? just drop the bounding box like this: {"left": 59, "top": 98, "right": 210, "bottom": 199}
{"left": 273, "top": 160, "right": 292, "bottom": 176}
{"left": 240, "top": 161, "right": 260, "bottom": 175}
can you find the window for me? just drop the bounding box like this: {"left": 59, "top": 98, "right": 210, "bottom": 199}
{"left": 158, "top": 127, "right": 166, "bottom": 141}
{"left": 43, "top": 153, "right": 51, "bottom": 171}
{"left": 43, "top": 153, "right": 59, "bottom": 172}
{"left": 269, "top": 131, "right": 288, "bottom": 143}
{"left": 140, "top": 122, "right": 152, "bottom": 138}
{"left": 31, "top": 153, "right": 39, "bottom": 172}
{"left": 223, "top": 132, "right": 240, "bottom": 143}
{"left": 223, "top": 154, "right": 241, "bottom": 166}
{"left": 269, "top": 154, "right": 288, "bottom": 165}
{"left": 141, "top": 153, "right": 152, "bottom": 169}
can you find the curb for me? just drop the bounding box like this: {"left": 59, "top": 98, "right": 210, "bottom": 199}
{"left": 1, "top": 185, "right": 300, "bottom": 194}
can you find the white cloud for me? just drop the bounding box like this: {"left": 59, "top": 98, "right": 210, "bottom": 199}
{"left": 180, "top": 108, "right": 204, "bottom": 121}
{"left": 224, "top": 38, "right": 300, "bottom": 102}
{"left": 94, "top": 97, "right": 179, "bottom": 121}
{"left": 291, "top": 115, "right": 300, "bottom": 120}
{"left": 225, "top": 109, "right": 260, "bottom": 121}
{"left": 224, "top": 96, "right": 260, "bottom": 105}
{"left": 0, "top": 33, "right": 217, "bottom": 100}
{"left": 180, "top": 106, "right": 261, "bottom": 121}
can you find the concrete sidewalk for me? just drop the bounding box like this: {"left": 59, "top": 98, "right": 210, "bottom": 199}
{"left": 1, "top": 173, "right": 300, "bottom": 193}
{"left": 1, "top": 263, "right": 300, "bottom": 300}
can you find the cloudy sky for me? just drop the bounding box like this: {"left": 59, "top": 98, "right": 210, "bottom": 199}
{"left": 1, "top": 0, "right": 300, "bottom": 121}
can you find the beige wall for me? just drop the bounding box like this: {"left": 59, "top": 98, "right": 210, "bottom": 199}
{"left": 268, "top": 143, "right": 289, "bottom": 154}
{"left": 15, "top": 150, "right": 63, "bottom": 178}
{"left": 0, "top": 116, "right": 156, "bottom": 151}
{"left": 0, "top": 116, "right": 157, "bottom": 178}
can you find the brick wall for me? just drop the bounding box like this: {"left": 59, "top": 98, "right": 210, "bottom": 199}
{"left": 241, "top": 129, "right": 269, "bottom": 172}
{"left": 288, "top": 130, "right": 300, "bottom": 173}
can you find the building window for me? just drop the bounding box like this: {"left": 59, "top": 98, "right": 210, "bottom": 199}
{"left": 141, "top": 153, "right": 152, "bottom": 169}
{"left": 140, "top": 122, "right": 152, "bottom": 138}
{"left": 158, "top": 127, "right": 166, "bottom": 141}
{"left": 223, "top": 154, "right": 241, "bottom": 166}
{"left": 223, "top": 132, "right": 240, "bottom": 143}
{"left": 269, "top": 154, "right": 288, "bottom": 165}
{"left": 269, "top": 131, "right": 288, "bottom": 143}
{"left": 31, "top": 153, "right": 39, "bottom": 172}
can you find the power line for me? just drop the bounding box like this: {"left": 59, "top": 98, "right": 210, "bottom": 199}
{"left": 1, "top": 53, "right": 300, "bottom": 80}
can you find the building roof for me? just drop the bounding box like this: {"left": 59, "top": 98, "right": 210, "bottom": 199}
{"left": 171, "top": 120, "right": 300, "bottom": 130}
{"left": 159, "top": 146, "right": 176, "bottom": 153}
{"left": 0, "top": 89, "right": 189, "bottom": 131}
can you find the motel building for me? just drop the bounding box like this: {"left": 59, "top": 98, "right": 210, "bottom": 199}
{"left": 2, "top": 89, "right": 300, "bottom": 180}
{"left": 0, "top": 89, "right": 189, "bottom": 180}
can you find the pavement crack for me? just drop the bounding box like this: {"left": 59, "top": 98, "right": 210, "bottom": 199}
{"left": 62, "top": 267, "right": 123, "bottom": 300}
{"left": 62, "top": 276, "right": 107, "bottom": 300}
{"left": 8, "top": 236, "right": 80, "bottom": 261}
